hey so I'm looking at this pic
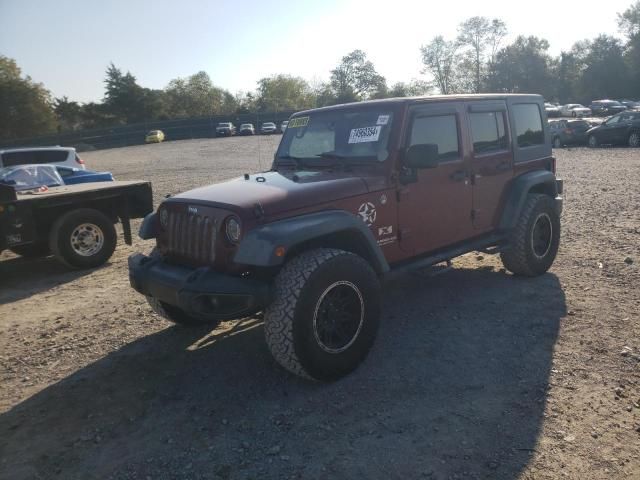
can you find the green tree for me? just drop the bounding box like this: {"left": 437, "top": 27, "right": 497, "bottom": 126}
{"left": 619, "top": 1, "right": 640, "bottom": 98}
{"left": 103, "top": 63, "right": 148, "bottom": 124}
{"left": 420, "top": 36, "right": 459, "bottom": 94}
{"left": 487, "top": 36, "right": 555, "bottom": 98}
{"left": 0, "top": 56, "right": 57, "bottom": 139}
{"left": 54, "top": 96, "right": 83, "bottom": 131}
{"left": 457, "top": 17, "right": 507, "bottom": 92}
{"left": 329, "top": 50, "right": 387, "bottom": 103}
{"left": 256, "top": 74, "right": 314, "bottom": 112}
{"left": 164, "top": 71, "right": 231, "bottom": 117}
{"left": 578, "top": 35, "right": 630, "bottom": 100}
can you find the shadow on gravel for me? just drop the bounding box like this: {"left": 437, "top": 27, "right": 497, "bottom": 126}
{"left": 0, "top": 267, "right": 565, "bottom": 480}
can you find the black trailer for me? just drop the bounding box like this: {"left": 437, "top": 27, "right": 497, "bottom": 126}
{"left": 0, "top": 181, "right": 152, "bottom": 269}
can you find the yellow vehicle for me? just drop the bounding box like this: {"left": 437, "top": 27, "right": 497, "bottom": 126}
{"left": 145, "top": 130, "right": 165, "bottom": 143}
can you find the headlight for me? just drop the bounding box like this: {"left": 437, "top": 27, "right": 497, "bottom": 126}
{"left": 225, "top": 217, "right": 241, "bottom": 243}
{"left": 159, "top": 207, "right": 169, "bottom": 229}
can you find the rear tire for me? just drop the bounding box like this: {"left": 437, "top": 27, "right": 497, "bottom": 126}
{"left": 264, "top": 248, "right": 381, "bottom": 381}
{"left": 500, "top": 194, "right": 560, "bottom": 277}
{"left": 628, "top": 132, "right": 640, "bottom": 148}
{"left": 49, "top": 208, "right": 117, "bottom": 269}
{"left": 10, "top": 243, "right": 50, "bottom": 258}
{"left": 588, "top": 135, "right": 598, "bottom": 148}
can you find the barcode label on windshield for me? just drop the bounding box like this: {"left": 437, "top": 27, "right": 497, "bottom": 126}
{"left": 348, "top": 126, "right": 381, "bottom": 144}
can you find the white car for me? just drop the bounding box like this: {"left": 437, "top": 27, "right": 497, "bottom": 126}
{"left": 260, "top": 122, "right": 277, "bottom": 135}
{"left": 560, "top": 104, "right": 592, "bottom": 118}
{"left": 0, "top": 146, "right": 86, "bottom": 170}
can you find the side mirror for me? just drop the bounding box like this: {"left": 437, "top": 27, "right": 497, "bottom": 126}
{"left": 405, "top": 143, "right": 440, "bottom": 169}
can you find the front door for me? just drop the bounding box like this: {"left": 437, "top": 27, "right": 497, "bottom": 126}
{"left": 397, "top": 102, "right": 473, "bottom": 256}
{"left": 598, "top": 114, "right": 623, "bottom": 144}
{"left": 466, "top": 101, "right": 514, "bottom": 231}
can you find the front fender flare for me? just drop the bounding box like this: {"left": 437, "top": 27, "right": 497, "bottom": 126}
{"left": 233, "top": 210, "right": 389, "bottom": 274}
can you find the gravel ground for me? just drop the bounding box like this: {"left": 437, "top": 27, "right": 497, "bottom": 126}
{"left": 0, "top": 137, "right": 639, "bottom": 480}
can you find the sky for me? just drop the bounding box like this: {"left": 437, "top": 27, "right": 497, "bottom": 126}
{"left": 0, "top": 0, "right": 633, "bottom": 103}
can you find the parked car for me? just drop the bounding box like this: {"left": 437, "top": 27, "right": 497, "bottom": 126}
{"left": 588, "top": 100, "right": 627, "bottom": 117}
{"left": 616, "top": 99, "right": 640, "bottom": 109}
{"left": 0, "top": 146, "right": 86, "bottom": 170}
{"left": 279, "top": 120, "right": 289, "bottom": 133}
{"left": 145, "top": 130, "right": 165, "bottom": 143}
{"left": 260, "top": 122, "right": 277, "bottom": 135}
{"left": 587, "top": 110, "right": 640, "bottom": 147}
{"left": 559, "top": 104, "right": 591, "bottom": 117}
{"left": 545, "top": 103, "right": 561, "bottom": 118}
{"left": 0, "top": 165, "right": 114, "bottom": 191}
{"left": 549, "top": 119, "right": 591, "bottom": 147}
{"left": 239, "top": 123, "right": 255, "bottom": 135}
{"left": 216, "top": 122, "right": 236, "bottom": 137}
{"left": 129, "top": 93, "right": 563, "bottom": 382}
{"left": 56, "top": 166, "right": 114, "bottom": 184}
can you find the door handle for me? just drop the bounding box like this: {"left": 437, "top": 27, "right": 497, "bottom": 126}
{"left": 450, "top": 170, "right": 466, "bottom": 182}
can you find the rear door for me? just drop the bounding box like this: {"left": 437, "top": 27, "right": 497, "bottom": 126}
{"left": 397, "top": 102, "right": 473, "bottom": 255}
{"left": 598, "top": 115, "right": 622, "bottom": 143}
{"left": 465, "top": 101, "right": 513, "bottom": 231}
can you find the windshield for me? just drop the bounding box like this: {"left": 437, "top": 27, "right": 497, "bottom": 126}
{"left": 218, "top": 123, "right": 231, "bottom": 127}
{"left": 263, "top": 123, "right": 275, "bottom": 127}
{"left": 240, "top": 124, "right": 252, "bottom": 128}
{"left": 275, "top": 108, "right": 394, "bottom": 164}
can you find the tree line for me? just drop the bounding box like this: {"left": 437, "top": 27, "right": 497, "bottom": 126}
{"left": 1, "top": 1, "right": 639, "bottom": 140}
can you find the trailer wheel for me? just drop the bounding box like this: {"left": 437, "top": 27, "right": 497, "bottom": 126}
{"left": 10, "top": 243, "right": 50, "bottom": 258}
{"left": 49, "top": 208, "right": 117, "bottom": 269}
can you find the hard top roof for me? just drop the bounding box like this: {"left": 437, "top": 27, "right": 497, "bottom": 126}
{"left": 293, "top": 93, "right": 543, "bottom": 116}
{"left": 0, "top": 146, "right": 75, "bottom": 154}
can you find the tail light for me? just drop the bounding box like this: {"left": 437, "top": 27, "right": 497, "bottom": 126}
{"left": 75, "top": 154, "right": 85, "bottom": 165}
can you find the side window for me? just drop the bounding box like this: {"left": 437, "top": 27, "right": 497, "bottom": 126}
{"left": 512, "top": 104, "right": 544, "bottom": 147}
{"left": 469, "top": 112, "right": 508, "bottom": 154}
{"left": 409, "top": 114, "right": 459, "bottom": 161}
{"left": 3, "top": 151, "right": 35, "bottom": 166}
{"left": 36, "top": 150, "right": 69, "bottom": 163}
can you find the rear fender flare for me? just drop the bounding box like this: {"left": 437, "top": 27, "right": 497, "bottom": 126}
{"left": 499, "top": 170, "right": 559, "bottom": 231}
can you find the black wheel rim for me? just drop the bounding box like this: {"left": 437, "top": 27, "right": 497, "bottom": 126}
{"left": 531, "top": 213, "right": 553, "bottom": 259}
{"left": 313, "top": 281, "right": 364, "bottom": 354}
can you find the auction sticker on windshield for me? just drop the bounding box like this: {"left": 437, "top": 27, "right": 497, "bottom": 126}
{"left": 288, "top": 116, "right": 309, "bottom": 128}
{"left": 348, "top": 126, "right": 381, "bottom": 144}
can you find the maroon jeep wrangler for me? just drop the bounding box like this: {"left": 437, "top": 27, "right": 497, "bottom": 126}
{"left": 129, "top": 94, "right": 563, "bottom": 381}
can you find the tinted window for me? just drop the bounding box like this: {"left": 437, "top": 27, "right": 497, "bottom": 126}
{"left": 469, "top": 112, "right": 508, "bottom": 154}
{"left": 512, "top": 104, "right": 544, "bottom": 147}
{"left": 1, "top": 150, "right": 69, "bottom": 167}
{"left": 409, "top": 114, "right": 459, "bottom": 161}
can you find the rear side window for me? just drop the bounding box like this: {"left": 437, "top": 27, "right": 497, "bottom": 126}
{"left": 512, "top": 104, "right": 544, "bottom": 147}
{"left": 1, "top": 150, "right": 69, "bottom": 167}
{"left": 469, "top": 112, "right": 508, "bottom": 154}
{"left": 409, "top": 114, "right": 459, "bottom": 161}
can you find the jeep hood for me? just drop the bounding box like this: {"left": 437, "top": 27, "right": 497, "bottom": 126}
{"left": 169, "top": 170, "right": 376, "bottom": 217}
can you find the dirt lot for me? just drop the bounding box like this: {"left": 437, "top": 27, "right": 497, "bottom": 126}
{"left": 1, "top": 137, "right": 639, "bottom": 480}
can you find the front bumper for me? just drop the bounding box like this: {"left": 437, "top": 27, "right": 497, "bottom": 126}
{"left": 129, "top": 253, "right": 272, "bottom": 321}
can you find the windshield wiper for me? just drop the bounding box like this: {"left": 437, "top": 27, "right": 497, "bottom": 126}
{"left": 276, "top": 155, "right": 306, "bottom": 169}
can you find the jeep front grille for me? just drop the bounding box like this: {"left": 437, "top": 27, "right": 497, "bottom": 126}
{"left": 166, "top": 210, "right": 217, "bottom": 264}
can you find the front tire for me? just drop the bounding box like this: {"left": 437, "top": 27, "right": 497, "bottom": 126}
{"left": 49, "top": 208, "right": 117, "bottom": 269}
{"left": 628, "top": 132, "right": 640, "bottom": 148}
{"left": 264, "top": 248, "right": 381, "bottom": 381}
{"left": 500, "top": 194, "right": 560, "bottom": 277}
